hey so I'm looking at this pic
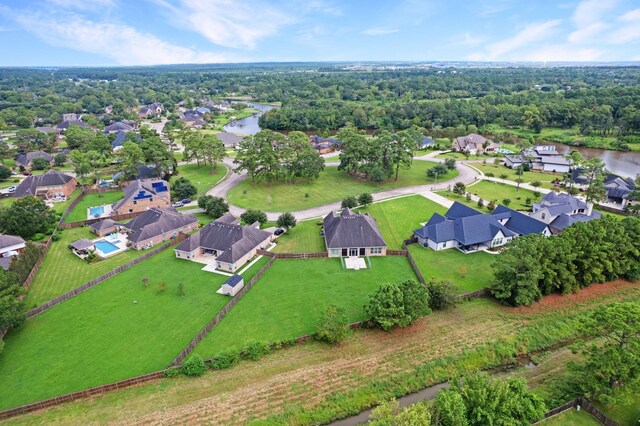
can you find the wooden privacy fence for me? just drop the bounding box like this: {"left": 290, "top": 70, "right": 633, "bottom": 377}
{"left": 82, "top": 185, "right": 120, "bottom": 195}
{"left": 458, "top": 288, "right": 489, "bottom": 299}
{"left": 270, "top": 251, "right": 328, "bottom": 259}
{"left": 535, "top": 396, "right": 618, "bottom": 426}
{"left": 403, "top": 242, "right": 426, "bottom": 285}
{"left": 21, "top": 239, "right": 52, "bottom": 291}
{"left": 0, "top": 370, "right": 166, "bottom": 421}
{"left": 25, "top": 234, "right": 187, "bottom": 319}
{"left": 59, "top": 211, "right": 145, "bottom": 229}
{"left": 169, "top": 256, "right": 277, "bottom": 366}
{"left": 58, "top": 191, "right": 85, "bottom": 225}
{"left": 387, "top": 249, "right": 408, "bottom": 256}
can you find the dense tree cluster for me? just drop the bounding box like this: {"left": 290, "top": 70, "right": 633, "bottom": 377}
{"left": 0, "top": 269, "right": 25, "bottom": 333}
{"left": 365, "top": 280, "right": 430, "bottom": 330}
{"left": 0, "top": 197, "right": 57, "bottom": 239}
{"left": 491, "top": 216, "right": 640, "bottom": 306}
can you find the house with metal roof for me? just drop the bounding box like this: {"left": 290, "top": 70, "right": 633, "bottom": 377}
{"left": 12, "top": 170, "right": 77, "bottom": 199}
{"left": 123, "top": 207, "right": 198, "bottom": 250}
{"left": 530, "top": 192, "right": 601, "bottom": 233}
{"left": 175, "top": 213, "right": 272, "bottom": 272}
{"left": 323, "top": 209, "right": 387, "bottom": 257}
{"left": 112, "top": 179, "right": 171, "bottom": 216}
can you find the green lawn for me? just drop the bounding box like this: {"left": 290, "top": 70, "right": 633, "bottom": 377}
{"left": 194, "top": 256, "right": 418, "bottom": 356}
{"left": 0, "top": 249, "right": 231, "bottom": 411}
{"left": 24, "top": 227, "right": 153, "bottom": 307}
{"left": 408, "top": 245, "right": 496, "bottom": 293}
{"left": 539, "top": 409, "right": 601, "bottom": 426}
{"left": 470, "top": 162, "right": 558, "bottom": 189}
{"left": 441, "top": 180, "right": 541, "bottom": 211}
{"left": 52, "top": 188, "right": 83, "bottom": 215}
{"left": 272, "top": 219, "right": 325, "bottom": 253}
{"left": 595, "top": 386, "right": 640, "bottom": 425}
{"left": 322, "top": 154, "right": 340, "bottom": 163}
{"left": 357, "top": 195, "right": 447, "bottom": 250}
{"left": 175, "top": 163, "right": 227, "bottom": 197}
{"left": 63, "top": 191, "right": 123, "bottom": 223}
{"left": 228, "top": 163, "right": 459, "bottom": 211}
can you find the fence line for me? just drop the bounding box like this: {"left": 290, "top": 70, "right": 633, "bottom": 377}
{"left": 59, "top": 211, "right": 145, "bottom": 229}
{"left": 403, "top": 242, "right": 426, "bottom": 285}
{"left": 25, "top": 234, "right": 187, "bottom": 319}
{"left": 269, "top": 251, "right": 328, "bottom": 259}
{"left": 534, "top": 396, "right": 618, "bottom": 426}
{"left": 168, "top": 256, "right": 278, "bottom": 366}
{"left": 82, "top": 186, "right": 120, "bottom": 195}
{"left": 458, "top": 288, "right": 490, "bottom": 300}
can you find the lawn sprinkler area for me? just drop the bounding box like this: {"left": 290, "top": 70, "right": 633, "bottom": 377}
{"left": 87, "top": 203, "right": 113, "bottom": 220}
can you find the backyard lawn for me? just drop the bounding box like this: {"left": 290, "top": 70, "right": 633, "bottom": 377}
{"left": 24, "top": 227, "right": 154, "bottom": 307}
{"left": 440, "top": 180, "right": 541, "bottom": 211}
{"left": 0, "top": 249, "right": 232, "bottom": 411}
{"left": 408, "top": 245, "right": 496, "bottom": 293}
{"left": 357, "top": 195, "right": 447, "bottom": 249}
{"left": 227, "top": 163, "right": 459, "bottom": 211}
{"left": 538, "top": 409, "right": 601, "bottom": 425}
{"left": 272, "top": 219, "right": 325, "bottom": 253}
{"left": 63, "top": 191, "right": 123, "bottom": 223}
{"left": 194, "top": 256, "right": 418, "bottom": 356}
{"left": 469, "top": 162, "right": 559, "bottom": 189}
{"left": 175, "top": 163, "right": 227, "bottom": 197}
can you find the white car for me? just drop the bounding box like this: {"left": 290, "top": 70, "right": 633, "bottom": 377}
{"left": 171, "top": 201, "right": 184, "bottom": 208}
{"left": 6, "top": 186, "right": 16, "bottom": 192}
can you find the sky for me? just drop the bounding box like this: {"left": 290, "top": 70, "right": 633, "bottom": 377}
{"left": 0, "top": 0, "right": 639, "bottom": 66}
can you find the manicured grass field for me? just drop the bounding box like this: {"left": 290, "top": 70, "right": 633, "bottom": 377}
{"left": 441, "top": 180, "right": 541, "bottom": 211}
{"left": 194, "top": 256, "right": 418, "bottom": 356}
{"left": 0, "top": 249, "right": 231, "bottom": 410}
{"left": 272, "top": 219, "right": 325, "bottom": 253}
{"left": 322, "top": 154, "right": 340, "bottom": 163}
{"left": 63, "top": 191, "right": 123, "bottom": 223}
{"left": 228, "top": 163, "right": 459, "bottom": 211}
{"left": 357, "top": 195, "right": 447, "bottom": 249}
{"left": 408, "top": 245, "right": 496, "bottom": 293}
{"left": 24, "top": 227, "right": 153, "bottom": 307}
{"left": 539, "top": 409, "right": 601, "bottom": 426}
{"left": 175, "top": 163, "right": 227, "bottom": 197}
{"left": 470, "top": 162, "right": 558, "bottom": 189}
{"left": 596, "top": 386, "right": 640, "bottom": 426}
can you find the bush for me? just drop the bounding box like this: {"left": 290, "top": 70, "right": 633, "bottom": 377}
{"left": 316, "top": 305, "right": 351, "bottom": 344}
{"left": 531, "top": 180, "right": 542, "bottom": 187}
{"left": 502, "top": 198, "right": 511, "bottom": 207}
{"left": 241, "top": 341, "right": 271, "bottom": 361}
{"left": 163, "top": 366, "right": 181, "bottom": 378}
{"left": 486, "top": 200, "right": 496, "bottom": 212}
{"left": 428, "top": 280, "right": 458, "bottom": 310}
{"left": 465, "top": 193, "right": 472, "bottom": 202}
{"left": 341, "top": 196, "right": 358, "bottom": 209}
{"left": 182, "top": 354, "right": 206, "bottom": 377}
{"left": 0, "top": 165, "right": 11, "bottom": 180}
{"left": 485, "top": 172, "right": 495, "bottom": 177}
{"left": 51, "top": 232, "right": 61, "bottom": 242}
{"left": 499, "top": 173, "right": 508, "bottom": 180}
{"left": 358, "top": 193, "right": 373, "bottom": 207}
{"left": 277, "top": 212, "right": 297, "bottom": 230}
{"left": 241, "top": 209, "right": 268, "bottom": 226}
{"left": 172, "top": 177, "right": 197, "bottom": 199}
{"left": 365, "top": 280, "right": 431, "bottom": 331}
{"left": 453, "top": 182, "right": 466, "bottom": 195}
{"left": 210, "top": 349, "right": 241, "bottom": 370}
{"left": 31, "top": 233, "right": 46, "bottom": 242}
{"left": 477, "top": 198, "right": 484, "bottom": 208}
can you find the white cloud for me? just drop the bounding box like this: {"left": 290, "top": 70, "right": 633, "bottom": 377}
{"left": 568, "top": 0, "right": 616, "bottom": 43}
{"left": 619, "top": 8, "right": 640, "bottom": 22}
{"left": 46, "top": 0, "right": 116, "bottom": 9}
{"left": 452, "top": 32, "right": 485, "bottom": 48}
{"left": 568, "top": 22, "right": 609, "bottom": 43}
{"left": 609, "top": 8, "right": 640, "bottom": 44}
{"left": 303, "top": 0, "right": 342, "bottom": 16}
{"left": 153, "top": 0, "right": 294, "bottom": 50}
{"left": 362, "top": 28, "right": 399, "bottom": 36}
{"left": 471, "top": 20, "right": 562, "bottom": 60}
{"left": 519, "top": 45, "right": 603, "bottom": 62}
{"left": 6, "top": 10, "right": 237, "bottom": 65}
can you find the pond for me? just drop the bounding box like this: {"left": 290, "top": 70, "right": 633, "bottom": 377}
{"left": 223, "top": 102, "right": 276, "bottom": 136}
{"left": 549, "top": 143, "right": 640, "bottom": 178}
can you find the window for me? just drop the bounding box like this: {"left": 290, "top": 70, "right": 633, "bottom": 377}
{"left": 492, "top": 238, "right": 503, "bottom": 247}
{"left": 371, "top": 247, "right": 382, "bottom": 254}
{"left": 133, "top": 200, "right": 137, "bottom": 205}
{"left": 330, "top": 249, "right": 340, "bottom": 256}
{"left": 341, "top": 248, "right": 347, "bottom": 257}
{"left": 541, "top": 213, "right": 546, "bottom": 220}
{"left": 359, "top": 248, "right": 366, "bottom": 256}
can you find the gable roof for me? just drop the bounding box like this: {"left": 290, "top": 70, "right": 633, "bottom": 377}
{"left": 454, "top": 133, "right": 493, "bottom": 150}
{"left": 124, "top": 208, "right": 196, "bottom": 244}
{"left": 13, "top": 170, "right": 75, "bottom": 197}
{"left": 491, "top": 205, "right": 549, "bottom": 236}
{"left": 223, "top": 274, "right": 243, "bottom": 288}
{"left": 0, "top": 234, "right": 26, "bottom": 251}
{"left": 14, "top": 151, "right": 53, "bottom": 166}
{"left": 323, "top": 209, "right": 387, "bottom": 249}
{"left": 445, "top": 201, "right": 483, "bottom": 220}
{"left": 215, "top": 132, "right": 244, "bottom": 147}
{"left": 539, "top": 192, "right": 588, "bottom": 211}
{"left": 89, "top": 219, "right": 118, "bottom": 232}
{"left": 70, "top": 239, "right": 94, "bottom": 250}
{"left": 550, "top": 211, "right": 602, "bottom": 231}
{"left": 104, "top": 121, "right": 136, "bottom": 133}
{"left": 56, "top": 120, "right": 89, "bottom": 130}
{"left": 111, "top": 130, "right": 142, "bottom": 150}
{"left": 414, "top": 212, "right": 516, "bottom": 245}
{"left": 112, "top": 179, "right": 170, "bottom": 211}
{"left": 176, "top": 216, "right": 272, "bottom": 264}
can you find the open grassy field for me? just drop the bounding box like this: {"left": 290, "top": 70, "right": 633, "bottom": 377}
{"left": 194, "top": 256, "right": 418, "bottom": 357}
{"left": 272, "top": 219, "right": 325, "bottom": 253}
{"left": 175, "top": 163, "right": 227, "bottom": 197}
{"left": 441, "top": 180, "right": 541, "bottom": 211}
{"left": 357, "top": 195, "right": 447, "bottom": 249}
{"left": 63, "top": 191, "right": 123, "bottom": 223}
{"left": 0, "top": 249, "right": 233, "bottom": 410}
{"left": 408, "top": 245, "right": 495, "bottom": 293}
{"left": 469, "top": 161, "right": 558, "bottom": 189}
{"left": 24, "top": 227, "right": 153, "bottom": 307}
{"left": 228, "top": 163, "right": 459, "bottom": 211}
{"left": 539, "top": 408, "right": 601, "bottom": 425}
{"left": 8, "top": 282, "right": 640, "bottom": 425}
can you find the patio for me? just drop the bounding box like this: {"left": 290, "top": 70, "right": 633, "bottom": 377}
{"left": 344, "top": 256, "right": 368, "bottom": 270}
{"left": 92, "top": 232, "right": 129, "bottom": 258}
{"left": 86, "top": 203, "right": 113, "bottom": 220}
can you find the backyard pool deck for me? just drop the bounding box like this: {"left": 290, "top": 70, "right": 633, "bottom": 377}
{"left": 87, "top": 203, "right": 113, "bottom": 220}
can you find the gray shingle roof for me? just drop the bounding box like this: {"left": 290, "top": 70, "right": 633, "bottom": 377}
{"left": 112, "top": 179, "right": 170, "bottom": 211}
{"left": 550, "top": 211, "right": 602, "bottom": 231}
{"left": 215, "top": 132, "right": 244, "bottom": 147}
{"left": 124, "top": 208, "right": 196, "bottom": 244}
{"left": 445, "top": 201, "right": 483, "bottom": 220}
{"left": 491, "top": 205, "right": 549, "bottom": 236}
{"left": 14, "top": 151, "right": 53, "bottom": 167}
{"left": 56, "top": 120, "right": 89, "bottom": 130}
{"left": 89, "top": 219, "right": 118, "bottom": 232}
{"left": 13, "top": 170, "right": 75, "bottom": 197}
{"left": 539, "top": 192, "right": 588, "bottom": 211}
{"left": 70, "top": 239, "right": 95, "bottom": 250}
{"left": 0, "top": 234, "right": 26, "bottom": 251}
{"left": 414, "top": 212, "right": 516, "bottom": 245}
{"left": 323, "top": 209, "right": 387, "bottom": 249}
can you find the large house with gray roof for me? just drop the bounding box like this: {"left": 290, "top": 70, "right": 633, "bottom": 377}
{"left": 14, "top": 151, "right": 54, "bottom": 169}
{"left": 112, "top": 179, "right": 171, "bottom": 216}
{"left": 503, "top": 145, "right": 572, "bottom": 173}
{"left": 13, "top": 170, "right": 77, "bottom": 199}
{"left": 530, "top": 192, "right": 600, "bottom": 233}
{"left": 452, "top": 134, "right": 496, "bottom": 155}
{"left": 123, "top": 207, "right": 198, "bottom": 250}
{"left": 175, "top": 213, "right": 272, "bottom": 272}
{"left": 323, "top": 209, "right": 387, "bottom": 257}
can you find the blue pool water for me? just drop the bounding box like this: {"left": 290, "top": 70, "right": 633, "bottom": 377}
{"left": 90, "top": 206, "right": 105, "bottom": 216}
{"left": 95, "top": 240, "right": 120, "bottom": 254}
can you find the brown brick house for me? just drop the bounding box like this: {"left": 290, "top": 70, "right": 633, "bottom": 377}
{"left": 112, "top": 179, "right": 171, "bottom": 215}
{"left": 14, "top": 151, "right": 54, "bottom": 169}
{"left": 13, "top": 170, "right": 77, "bottom": 199}
{"left": 123, "top": 207, "right": 198, "bottom": 250}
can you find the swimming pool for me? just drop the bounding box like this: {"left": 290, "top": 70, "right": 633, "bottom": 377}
{"left": 95, "top": 239, "right": 120, "bottom": 255}
{"left": 89, "top": 206, "right": 105, "bottom": 216}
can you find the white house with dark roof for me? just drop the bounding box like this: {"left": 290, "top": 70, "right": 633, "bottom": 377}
{"left": 175, "top": 213, "right": 273, "bottom": 272}
{"left": 323, "top": 209, "right": 387, "bottom": 257}
{"left": 217, "top": 274, "right": 244, "bottom": 296}
{"left": 530, "top": 192, "right": 600, "bottom": 233}
{"left": 504, "top": 145, "right": 572, "bottom": 173}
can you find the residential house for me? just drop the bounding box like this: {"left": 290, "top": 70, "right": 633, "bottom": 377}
{"left": 180, "top": 110, "right": 206, "bottom": 128}
{"left": 452, "top": 134, "right": 496, "bottom": 155}
{"left": 111, "top": 130, "right": 142, "bottom": 152}
{"left": 104, "top": 120, "right": 137, "bottom": 133}
{"left": 62, "top": 113, "right": 81, "bottom": 122}
{"left": 491, "top": 205, "right": 552, "bottom": 236}
{"left": 123, "top": 207, "right": 198, "bottom": 250}
{"left": 89, "top": 219, "right": 119, "bottom": 237}
{"left": 56, "top": 119, "right": 89, "bottom": 131}
{"left": 216, "top": 132, "right": 244, "bottom": 148}
{"left": 413, "top": 202, "right": 517, "bottom": 253}
{"left": 217, "top": 274, "right": 244, "bottom": 296}
{"left": 310, "top": 135, "right": 340, "bottom": 154}
{"left": 14, "top": 151, "right": 54, "bottom": 169}
{"left": 175, "top": 213, "right": 273, "bottom": 272}
{"left": 0, "top": 234, "right": 26, "bottom": 270}
{"left": 112, "top": 164, "right": 164, "bottom": 182}
{"left": 323, "top": 209, "right": 387, "bottom": 257}
{"left": 138, "top": 102, "right": 164, "bottom": 119}
{"left": 530, "top": 192, "right": 601, "bottom": 233}
{"left": 35, "top": 126, "right": 63, "bottom": 138}
{"left": 418, "top": 136, "right": 435, "bottom": 149}
{"left": 602, "top": 173, "right": 636, "bottom": 210}
{"left": 13, "top": 170, "right": 77, "bottom": 199}
{"left": 504, "top": 145, "right": 571, "bottom": 173}
{"left": 111, "top": 179, "right": 171, "bottom": 215}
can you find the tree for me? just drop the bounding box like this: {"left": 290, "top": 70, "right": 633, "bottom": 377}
{"left": 316, "top": 305, "right": 350, "bottom": 344}
{"left": 30, "top": 157, "right": 50, "bottom": 170}
{"left": 54, "top": 153, "right": 67, "bottom": 167}
{"left": 502, "top": 198, "right": 511, "bottom": 207}
{"left": 64, "top": 126, "right": 95, "bottom": 150}
{"left": 0, "top": 269, "right": 25, "bottom": 330}
{"left": 427, "top": 280, "right": 458, "bottom": 310}
{"left": 358, "top": 193, "right": 373, "bottom": 207}
{"left": 200, "top": 134, "right": 226, "bottom": 174}
{"left": 140, "top": 135, "right": 174, "bottom": 178}
{"left": 433, "top": 390, "right": 468, "bottom": 426}
{"left": 0, "top": 196, "right": 56, "bottom": 239}
{"left": 444, "top": 158, "right": 457, "bottom": 170}
{"left": 582, "top": 158, "right": 607, "bottom": 203}
{"left": 572, "top": 302, "right": 640, "bottom": 402}
{"left": 369, "top": 400, "right": 432, "bottom": 426}
{"left": 241, "top": 209, "right": 267, "bottom": 226}
{"left": 427, "top": 164, "right": 448, "bottom": 179}
{"left": 172, "top": 177, "right": 197, "bottom": 200}
{"left": 276, "top": 212, "right": 297, "bottom": 230}
{"left": 197, "top": 195, "right": 229, "bottom": 219}
{"left": 0, "top": 165, "right": 11, "bottom": 180}
{"left": 68, "top": 150, "right": 91, "bottom": 181}
{"left": 341, "top": 196, "right": 358, "bottom": 209}
{"left": 486, "top": 200, "right": 496, "bottom": 211}
{"left": 118, "top": 141, "right": 145, "bottom": 181}
{"left": 365, "top": 280, "right": 430, "bottom": 331}
{"left": 8, "top": 241, "right": 42, "bottom": 283}
{"left": 453, "top": 182, "right": 466, "bottom": 195}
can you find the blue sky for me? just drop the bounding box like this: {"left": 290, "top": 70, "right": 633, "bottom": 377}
{"left": 0, "top": 0, "right": 639, "bottom": 66}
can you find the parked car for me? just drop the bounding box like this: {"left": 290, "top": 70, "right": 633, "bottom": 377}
{"left": 171, "top": 201, "right": 184, "bottom": 208}
{"left": 274, "top": 228, "right": 284, "bottom": 236}
{"left": 6, "top": 186, "right": 16, "bottom": 192}
{"left": 180, "top": 198, "right": 192, "bottom": 204}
